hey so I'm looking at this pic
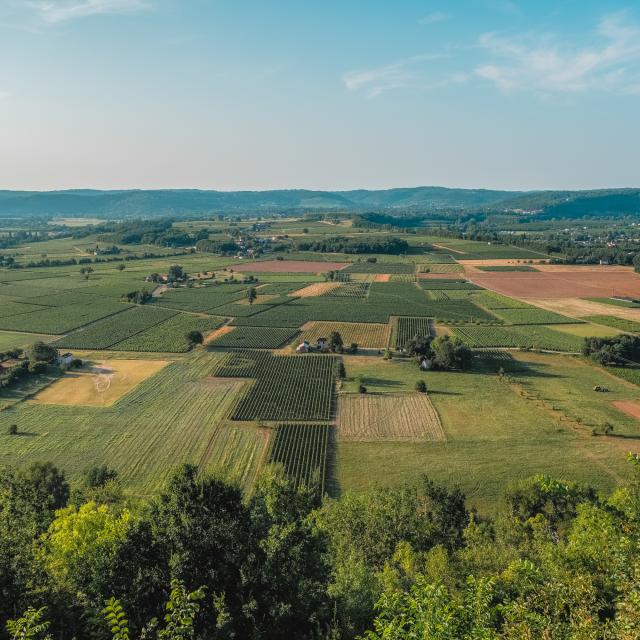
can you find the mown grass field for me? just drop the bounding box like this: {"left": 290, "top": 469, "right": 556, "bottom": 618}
{"left": 333, "top": 352, "right": 638, "bottom": 510}
{"left": 0, "top": 351, "right": 267, "bottom": 494}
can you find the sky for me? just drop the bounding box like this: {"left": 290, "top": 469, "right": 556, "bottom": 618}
{"left": 1, "top": 0, "right": 639, "bottom": 192}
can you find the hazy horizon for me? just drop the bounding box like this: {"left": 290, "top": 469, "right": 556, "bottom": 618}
{"left": 1, "top": 0, "right": 639, "bottom": 191}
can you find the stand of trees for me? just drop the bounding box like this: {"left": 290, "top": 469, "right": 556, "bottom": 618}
{"left": 295, "top": 237, "right": 409, "bottom": 255}
{"left": 583, "top": 335, "right": 640, "bottom": 366}
{"left": 3, "top": 457, "right": 640, "bottom": 639}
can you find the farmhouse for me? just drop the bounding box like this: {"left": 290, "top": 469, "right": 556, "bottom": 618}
{"left": 296, "top": 340, "right": 311, "bottom": 353}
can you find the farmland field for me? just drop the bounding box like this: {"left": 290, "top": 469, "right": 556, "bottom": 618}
{"left": 268, "top": 423, "right": 331, "bottom": 492}
{"left": 211, "top": 350, "right": 337, "bottom": 421}
{"left": 54, "top": 306, "right": 177, "bottom": 349}
{"left": 208, "top": 326, "right": 299, "bottom": 349}
{"left": 392, "top": 316, "right": 432, "bottom": 349}
{"left": 297, "top": 321, "right": 391, "bottom": 349}
{"left": 2, "top": 225, "right": 640, "bottom": 513}
{"left": 337, "top": 393, "right": 444, "bottom": 441}
{"left": 450, "top": 325, "right": 583, "bottom": 352}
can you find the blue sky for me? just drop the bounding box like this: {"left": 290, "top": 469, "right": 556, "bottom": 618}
{"left": 1, "top": 0, "right": 639, "bottom": 191}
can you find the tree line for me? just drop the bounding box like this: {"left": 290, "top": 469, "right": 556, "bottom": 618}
{"left": 3, "top": 453, "right": 640, "bottom": 639}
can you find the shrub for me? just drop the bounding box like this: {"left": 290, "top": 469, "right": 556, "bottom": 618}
{"left": 358, "top": 384, "right": 367, "bottom": 394}
{"left": 8, "top": 424, "right": 18, "bottom": 435}
{"left": 415, "top": 380, "right": 427, "bottom": 393}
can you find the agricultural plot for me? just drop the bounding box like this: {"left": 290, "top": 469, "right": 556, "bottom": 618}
{"left": 585, "top": 297, "right": 640, "bottom": 308}
{"left": 583, "top": 315, "right": 640, "bottom": 333}
{"left": 268, "top": 423, "right": 331, "bottom": 492}
{"left": 0, "top": 300, "right": 131, "bottom": 334}
{"left": 291, "top": 282, "right": 340, "bottom": 297}
{"left": 0, "top": 299, "right": 46, "bottom": 318}
{"left": 389, "top": 274, "right": 416, "bottom": 282}
{"left": 419, "top": 280, "right": 482, "bottom": 290}
{"left": 342, "top": 262, "right": 415, "bottom": 274}
{"left": 450, "top": 325, "right": 583, "bottom": 352}
{"left": 337, "top": 393, "right": 445, "bottom": 441}
{"left": 55, "top": 306, "right": 177, "bottom": 349}
{"left": 212, "top": 350, "right": 337, "bottom": 421}
{"left": 32, "top": 359, "right": 169, "bottom": 406}
{"left": 476, "top": 265, "right": 538, "bottom": 272}
{"left": 298, "top": 321, "right": 391, "bottom": 349}
{"left": 321, "top": 282, "right": 370, "bottom": 298}
{"left": 494, "top": 308, "right": 580, "bottom": 325}
{"left": 392, "top": 317, "right": 432, "bottom": 349}
{"left": 0, "top": 352, "right": 265, "bottom": 493}
{"left": 424, "top": 237, "right": 549, "bottom": 260}
{"left": 113, "top": 314, "right": 224, "bottom": 352}
{"left": 158, "top": 284, "right": 249, "bottom": 313}
{"left": 209, "top": 326, "right": 299, "bottom": 349}
{"left": 420, "top": 253, "right": 457, "bottom": 265}
{"left": 0, "top": 331, "right": 56, "bottom": 350}
{"left": 422, "top": 264, "right": 464, "bottom": 274}
{"left": 473, "top": 291, "right": 533, "bottom": 310}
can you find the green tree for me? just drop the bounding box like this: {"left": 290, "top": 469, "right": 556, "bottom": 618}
{"left": 26, "top": 342, "right": 59, "bottom": 365}
{"left": 185, "top": 330, "right": 204, "bottom": 347}
{"left": 329, "top": 331, "right": 344, "bottom": 353}
{"left": 247, "top": 286, "right": 257, "bottom": 305}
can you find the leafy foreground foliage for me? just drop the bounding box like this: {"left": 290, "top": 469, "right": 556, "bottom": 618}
{"left": 3, "top": 457, "right": 640, "bottom": 639}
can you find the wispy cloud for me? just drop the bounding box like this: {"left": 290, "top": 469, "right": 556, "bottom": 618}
{"left": 475, "top": 11, "right": 640, "bottom": 95}
{"left": 25, "top": 0, "right": 150, "bottom": 24}
{"left": 419, "top": 11, "right": 450, "bottom": 26}
{"left": 343, "top": 54, "right": 465, "bottom": 97}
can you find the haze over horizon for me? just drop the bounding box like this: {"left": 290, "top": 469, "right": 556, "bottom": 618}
{"left": 2, "top": 0, "right": 640, "bottom": 192}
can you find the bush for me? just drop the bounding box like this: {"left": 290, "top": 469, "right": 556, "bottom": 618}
{"left": 358, "top": 384, "right": 367, "bottom": 394}
{"left": 8, "top": 424, "right": 17, "bottom": 435}
{"left": 415, "top": 380, "right": 427, "bottom": 393}
{"left": 349, "top": 342, "right": 358, "bottom": 354}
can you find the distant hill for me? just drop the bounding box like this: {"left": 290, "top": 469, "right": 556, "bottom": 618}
{"left": 0, "top": 186, "right": 638, "bottom": 219}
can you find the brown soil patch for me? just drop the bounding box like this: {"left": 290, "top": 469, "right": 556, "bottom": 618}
{"left": 470, "top": 269, "right": 640, "bottom": 299}
{"left": 32, "top": 359, "right": 168, "bottom": 407}
{"left": 337, "top": 393, "right": 445, "bottom": 441}
{"left": 374, "top": 274, "right": 391, "bottom": 282}
{"left": 613, "top": 400, "right": 640, "bottom": 420}
{"left": 234, "top": 260, "right": 348, "bottom": 273}
{"left": 204, "top": 325, "right": 234, "bottom": 344}
{"left": 291, "top": 282, "right": 340, "bottom": 297}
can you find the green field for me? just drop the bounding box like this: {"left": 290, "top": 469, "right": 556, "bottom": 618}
{"left": 209, "top": 326, "right": 299, "bottom": 349}
{"left": 476, "top": 265, "right": 539, "bottom": 272}
{"left": 334, "top": 352, "right": 637, "bottom": 511}
{"left": 584, "top": 315, "right": 640, "bottom": 333}
{"left": 0, "top": 351, "right": 266, "bottom": 493}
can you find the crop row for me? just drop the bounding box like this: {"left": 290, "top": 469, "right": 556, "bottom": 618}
{"left": 322, "top": 282, "right": 370, "bottom": 298}
{"left": 268, "top": 423, "right": 331, "bottom": 492}
{"left": 298, "top": 321, "right": 391, "bottom": 348}
{"left": 55, "top": 306, "right": 177, "bottom": 349}
{"left": 209, "top": 326, "right": 299, "bottom": 349}
{"left": 584, "top": 315, "right": 640, "bottom": 333}
{"left": 113, "top": 314, "right": 224, "bottom": 352}
{"left": 419, "top": 280, "right": 482, "bottom": 290}
{"left": 342, "top": 262, "right": 415, "bottom": 274}
{"left": 212, "top": 350, "right": 337, "bottom": 421}
{"left": 0, "top": 300, "right": 132, "bottom": 334}
{"left": 472, "top": 291, "right": 533, "bottom": 310}
{"left": 450, "top": 325, "right": 583, "bottom": 352}
{"left": 493, "top": 308, "right": 578, "bottom": 325}
{"left": 393, "top": 317, "right": 432, "bottom": 349}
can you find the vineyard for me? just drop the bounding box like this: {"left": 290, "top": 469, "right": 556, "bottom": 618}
{"left": 342, "top": 262, "right": 416, "bottom": 274}
{"left": 476, "top": 265, "right": 539, "bottom": 272}
{"left": 419, "top": 280, "right": 482, "bottom": 290}
{"left": 472, "top": 291, "right": 533, "bottom": 310}
{"left": 420, "top": 253, "right": 457, "bottom": 265}
{"left": 321, "top": 282, "right": 371, "bottom": 298}
{"left": 0, "top": 300, "right": 131, "bottom": 334}
{"left": 393, "top": 316, "right": 432, "bottom": 349}
{"left": 113, "top": 314, "right": 224, "bottom": 352}
{"left": 493, "top": 308, "right": 578, "bottom": 325}
{"left": 298, "top": 321, "right": 391, "bottom": 348}
{"left": 268, "top": 423, "right": 331, "bottom": 492}
{"left": 212, "top": 350, "right": 338, "bottom": 421}
{"left": 209, "top": 326, "right": 299, "bottom": 349}
{"left": 450, "top": 325, "right": 583, "bottom": 352}
{"left": 337, "top": 393, "right": 445, "bottom": 441}
{"left": 55, "top": 306, "right": 177, "bottom": 349}
{"left": 422, "top": 263, "right": 464, "bottom": 274}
